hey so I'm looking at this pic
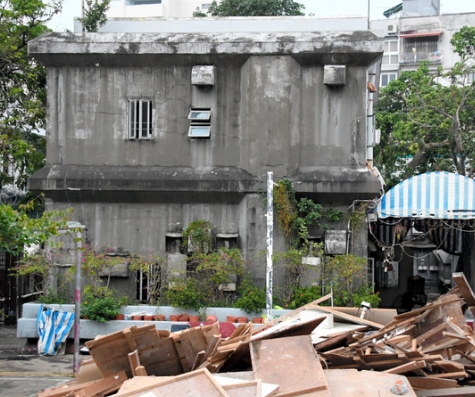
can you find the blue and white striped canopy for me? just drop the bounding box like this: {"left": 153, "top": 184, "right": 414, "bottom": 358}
{"left": 377, "top": 172, "right": 475, "bottom": 219}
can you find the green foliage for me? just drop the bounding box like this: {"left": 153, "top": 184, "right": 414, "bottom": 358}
{"left": 0, "top": 0, "right": 61, "bottom": 189}
{"left": 163, "top": 247, "right": 246, "bottom": 309}
{"left": 0, "top": 200, "right": 72, "bottom": 255}
{"left": 323, "top": 254, "right": 374, "bottom": 307}
{"left": 273, "top": 180, "right": 342, "bottom": 246}
{"left": 375, "top": 26, "right": 475, "bottom": 187}
{"left": 451, "top": 26, "right": 475, "bottom": 60}
{"left": 351, "top": 285, "right": 381, "bottom": 308}
{"left": 164, "top": 278, "right": 205, "bottom": 311}
{"left": 207, "top": 0, "right": 305, "bottom": 16}
{"left": 81, "top": 285, "right": 120, "bottom": 323}
{"left": 78, "top": 0, "right": 111, "bottom": 32}
{"left": 37, "top": 287, "right": 69, "bottom": 304}
{"left": 289, "top": 285, "right": 321, "bottom": 309}
{"left": 181, "top": 220, "right": 213, "bottom": 254}
{"left": 234, "top": 277, "right": 266, "bottom": 314}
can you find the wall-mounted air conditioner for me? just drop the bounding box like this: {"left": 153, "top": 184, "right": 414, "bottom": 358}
{"left": 387, "top": 24, "right": 398, "bottom": 35}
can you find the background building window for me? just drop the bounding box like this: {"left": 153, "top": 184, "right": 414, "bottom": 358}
{"left": 382, "top": 39, "right": 399, "bottom": 65}
{"left": 129, "top": 99, "right": 153, "bottom": 139}
{"left": 381, "top": 72, "right": 397, "bottom": 87}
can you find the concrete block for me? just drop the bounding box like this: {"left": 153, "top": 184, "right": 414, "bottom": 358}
{"left": 323, "top": 65, "right": 346, "bottom": 85}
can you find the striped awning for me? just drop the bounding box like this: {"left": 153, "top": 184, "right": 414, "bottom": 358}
{"left": 377, "top": 172, "right": 475, "bottom": 219}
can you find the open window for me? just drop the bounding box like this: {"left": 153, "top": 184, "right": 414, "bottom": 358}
{"left": 188, "top": 108, "right": 211, "bottom": 139}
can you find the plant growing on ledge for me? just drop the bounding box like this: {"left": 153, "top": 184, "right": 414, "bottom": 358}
{"left": 234, "top": 277, "right": 266, "bottom": 314}
{"left": 81, "top": 285, "right": 120, "bottom": 322}
{"left": 181, "top": 220, "right": 213, "bottom": 254}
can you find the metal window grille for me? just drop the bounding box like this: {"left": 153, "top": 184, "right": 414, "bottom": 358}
{"left": 129, "top": 100, "right": 153, "bottom": 139}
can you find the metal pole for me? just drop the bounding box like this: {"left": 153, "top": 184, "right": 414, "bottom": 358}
{"left": 367, "top": 0, "right": 371, "bottom": 29}
{"left": 73, "top": 229, "right": 82, "bottom": 374}
{"left": 266, "top": 172, "right": 273, "bottom": 323}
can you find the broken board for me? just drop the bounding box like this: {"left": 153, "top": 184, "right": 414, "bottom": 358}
{"left": 250, "top": 335, "right": 331, "bottom": 397}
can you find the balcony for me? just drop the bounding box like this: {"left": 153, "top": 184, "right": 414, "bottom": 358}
{"left": 399, "top": 50, "right": 443, "bottom": 66}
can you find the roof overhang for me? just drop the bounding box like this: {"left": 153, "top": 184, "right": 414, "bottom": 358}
{"left": 399, "top": 31, "right": 442, "bottom": 39}
{"left": 376, "top": 172, "right": 475, "bottom": 220}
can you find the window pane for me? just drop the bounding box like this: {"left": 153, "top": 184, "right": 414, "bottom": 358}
{"left": 384, "top": 41, "right": 389, "bottom": 52}
{"left": 141, "top": 101, "right": 149, "bottom": 138}
{"left": 390, "top": 54, "right": 399, "bottom": 64}
{"left": 389, "top": 41, "right": 398, "bottom": 52}
{"left": 189, "top": 126, "right": 211, "bottom": 138}
{"left": 382, "top": 55, "right": 389, "bottom": 65}
{"left": 189, "top": 110, "right": 211, "bottom": 121}
{"left": 381, "top": 75, "right": 389, "bottom": 87}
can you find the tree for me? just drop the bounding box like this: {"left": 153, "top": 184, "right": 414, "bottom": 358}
{"left": 0, "top": 0, "right": 62, "bottom": 192}
{"left": 375, "top": 26, "right": 475, "bottom": 188}
{"left": 207, "top": 0, "right": 305, "bottom": 16}
{"left": 0, "top": 200, "right": 72, "bottom": 256}
{"left": 78, "top": 0, "right": 111, "bottom": 32}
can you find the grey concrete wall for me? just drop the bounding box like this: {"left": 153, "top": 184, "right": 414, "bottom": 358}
{"left": 28, "top": 28, "right": 383, "bottom": 295}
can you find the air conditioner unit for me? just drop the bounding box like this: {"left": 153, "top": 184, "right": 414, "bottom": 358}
{"left": 387, "top": 24, "right": 398, "bottom": 35}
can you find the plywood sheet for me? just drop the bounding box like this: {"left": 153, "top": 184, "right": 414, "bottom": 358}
{"left": 112, "top": 368, "right": 228, "bottom": 397}
{"left": 325, "top": 369, "right": 417, "bottom": 396}
{"left": 138, "top": 336, "right": 183, "bottom": 376}
{"left": 250, "top": 335, "right": 330, "bottom": 397}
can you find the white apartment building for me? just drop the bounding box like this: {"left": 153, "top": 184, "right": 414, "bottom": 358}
{"left": 371, "top": 0, "right": 475, "bottom": 88}
{"left": 107, "top": 0, "right": 214, "bottom": 19}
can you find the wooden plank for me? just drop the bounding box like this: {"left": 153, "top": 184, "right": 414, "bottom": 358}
{"left": 138, "top": 336, "right": 183, "bottom": 376}
{"left": 222, "top": 380, "right": 261, "bottom": 397}
{"left": 112, "top": 368, "right": 228, "bottom": 397}
{"left": 38, "top": 380, "right": 97, "bottom": 397}
{"left": 74, "top": 371, "right": 128, "bottom": 397}
{"left": 214, "top": 375, "right": 280, "bottom": 397}
{"left": 453, "top": 272, "right": 475, "bottom": 307}
{"left": 415, "top": 386, "right": 475, "bottom": 396}
{"left": 251, "top": 335, "right": 330, "bottom": 397}
{"left": 407, "top": 377, "right": 457, "bottom": 390}
{"left": 383, "top": 360, "right": 427, "bottom": 374}
{"left": 251, "top": 316, "right": 325, "bottom": 342}
{"left": 172, "top": 326, "right": 209, "bottom": 372}
{"left": 252, "top": 293, "right": 333, "bottom": 336}
{"left": 325, "top": 369, "right": 417, "bottom": 396}
{"left": 128, "top": 350, "right": 141, "bottom": 377}
{"left": 312, "top": 306, "right": 384, "bottom": 329}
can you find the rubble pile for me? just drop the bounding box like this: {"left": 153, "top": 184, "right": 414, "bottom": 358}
{"left": 37, "top": 272, "right": 475, "bottom": 397}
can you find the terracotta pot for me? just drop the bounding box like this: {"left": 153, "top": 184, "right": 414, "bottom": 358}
{"left": 178, "top": 313, "right": 190, "bottom": 322}
{"left": 169, "top": 315, "right": 180, "bottom": 322}
{"left": 154, "top": 314, "right": 165, "bottom": 321}
{"left": 206, "top": 314, "right": 218, "bottom": 323}
{"left": 143, "top": 315, "right": 154, "bottom": 321}
{"left": 252, "top": 317, "right": 263, "bottom": 324}
{"left": 189, "top": 315, "right": 200, "bottom": 322}
{"left": 236, "top": 316, "right": 249, "bottom": 323}
{"left": 115, "top": 314, "right": 125, "bottom": 320}
{"left": 132, "top": 315, "right": 143, "bottom": 321}
{"left": 226, "top": 316, "right": 237, "bottom": 323}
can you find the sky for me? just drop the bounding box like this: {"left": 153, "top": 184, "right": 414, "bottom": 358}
{"left": 47, "top": 0, "right": 475, "bottom": 32}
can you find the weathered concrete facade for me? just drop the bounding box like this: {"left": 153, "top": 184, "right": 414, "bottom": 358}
{"left": 28, "top": 25, "right": 383, "bottom": 289}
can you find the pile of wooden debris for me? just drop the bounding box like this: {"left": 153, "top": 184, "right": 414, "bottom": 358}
{"left": 38, "top": 272, "right": 475, "bottom": 397}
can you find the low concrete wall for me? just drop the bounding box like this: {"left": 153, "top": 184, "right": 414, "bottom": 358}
{"left": 17, "top": 303, "right": 290, "bottom": 340}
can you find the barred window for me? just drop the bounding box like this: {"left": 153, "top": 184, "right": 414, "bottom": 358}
{"left": 128, "top": 99, "right": 153, "bottom": 139}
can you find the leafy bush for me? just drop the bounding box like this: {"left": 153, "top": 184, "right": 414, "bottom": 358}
{"left": 164, "top": 278, "right": 205, "bottom": 311}
{"left": 81, "top": 286, "right": 120, "bottom": 323}
{"left": 234, "top": 277, "right": 266, "bottom": 314}
{"left": 289, "top": 285, "right": 321, "bottom": 309}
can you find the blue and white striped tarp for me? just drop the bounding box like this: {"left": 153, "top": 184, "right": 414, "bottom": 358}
{"left": 37, "top": 304, "right": 75, "bottom": 356}
{"left": 377, "top": 172, "right": 475, "bottom": 219}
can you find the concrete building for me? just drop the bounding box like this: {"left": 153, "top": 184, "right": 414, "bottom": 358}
{"left": 27, "top": 19, "right": 383, "bottom": 300}
{"left": 107, "top": 0, "right": 213, "bottom": 19}
{"left": 371, "top": 0, "right": 475, "bottom": 88}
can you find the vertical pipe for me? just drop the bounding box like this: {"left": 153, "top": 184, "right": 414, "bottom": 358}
{"left": 266, "top": 172, "right": 273, "bottom": 323}
{"left": 367, "top": 0, "right": 371, "bottom": 29}
{"left": 73, "top": 229, "right": 82, "bottom": 374}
